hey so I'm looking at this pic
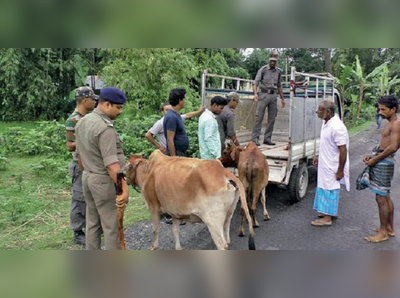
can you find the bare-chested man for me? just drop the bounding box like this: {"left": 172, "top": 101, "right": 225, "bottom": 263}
{"left": 362, "top": 95, "right": 400, "bottom": 243}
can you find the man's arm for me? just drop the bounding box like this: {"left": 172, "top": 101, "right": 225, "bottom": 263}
{"left": 252, "top": 84, "right": 259, "bottom": 102}
{"left": 66, "top": 119, "right": 77, "bottom": 152}
{"left": 77, "top": 154, "right": 84, "bottom": 171}
{"left": 145, "top": 131, "right": 165, "bottom": 153}
{"left": 366, "top": 122, "right": 400, "bottom": 166}
{"left": 107, "top": 163, "right": 129, "bottom": 208}
{"left": 167, "top": 130, "right": 176, "bottom": 156}
{"left": 99, "top": 129, "right": 129, "bottom": 207}
{"left": 66, "top": 141, "right": 76, "bottom": 152}
{"left": 277, "top": 71, "right": 285, "bottom": 108}
{"left": 336, "top": 145, "right": 347, "bottom": 180}
{"left": 278, "top": 87, "right": 285, "bottom": 108}
{"left": 185, "top": 106, "right": 205, "bottom": 119}
{"left": 146, "top": 120, "right": 165, "bottom": 152}
{"left": 227, "top": 115, "right": 239, "bottom": 146}
{"left": 203, "top": 121, "right": 219, "bottom": 159}
{"left": 253, "top": 68, "right": 262, "bottom": 102}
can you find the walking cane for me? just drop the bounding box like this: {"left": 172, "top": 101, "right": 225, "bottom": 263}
{"left": 116, "top": 171, "right": 126, "bottom": 250}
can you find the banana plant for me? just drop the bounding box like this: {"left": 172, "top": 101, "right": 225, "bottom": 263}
{"left": 335, "top": 64, "right": 354, "bottom": 107}
{"left": 352, "top": 55, "right": 388, "bottom": 118}
{"left": 372, "top": 65, "right": 400, "bottom": 98}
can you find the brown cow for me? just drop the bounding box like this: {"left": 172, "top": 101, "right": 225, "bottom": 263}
{"left": 220, "top": 142, "right": 270, "bottom": 237}
{"left": 124, "top": 150, "right": 256, "bottom": 250}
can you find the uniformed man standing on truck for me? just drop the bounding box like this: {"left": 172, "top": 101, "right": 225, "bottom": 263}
{"left": 66, "top": 87, "right": 97, "bottom": 246}
{"left": 75, "top": 87, "right": 129, "bottom": 250}
{"left": 251, "top": 52, "right": 286, "bottom": 146}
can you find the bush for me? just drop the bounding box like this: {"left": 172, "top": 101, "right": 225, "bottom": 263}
{"left": 2, "top": 113, "right": 202, "bottom": 161}
{"left": 30, "top": 158, "right": 70, "bottom": 187}
{"left": 0, "top": 154, "right": 7, "bottom": 170}
{"left": 116, "top": 114, "right": 200, "bottom": 159}
{"left": 2, "top": 121, "right": 68, "bottom": 158}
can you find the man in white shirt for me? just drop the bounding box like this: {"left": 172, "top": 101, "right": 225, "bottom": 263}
{"left": 146, "top": 102, "right": 204, "bottom": 154}
{"left": 312, "top": 100, "right": 350, "bottom": 227}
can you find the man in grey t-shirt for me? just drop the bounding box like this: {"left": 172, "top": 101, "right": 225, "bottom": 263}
{"left": 146, "top": 102, "right": 204, "bottom": 154}
{"left": 217, "top": 92, "right": 240, "bottom": 153}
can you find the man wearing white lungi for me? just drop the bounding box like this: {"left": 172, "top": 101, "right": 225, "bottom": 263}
{"left": 312, "top": 100, "right": 350, "bottom": 226}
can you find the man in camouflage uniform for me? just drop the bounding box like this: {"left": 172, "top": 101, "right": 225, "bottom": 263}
{"left": 66, "top": 87, "right": 97, "bottom": 245}
{"left": 251, "top": 53, "right": 286, "bottom": 146}
{"left": 75, "top": 87, "right": 129, "bottom": 250}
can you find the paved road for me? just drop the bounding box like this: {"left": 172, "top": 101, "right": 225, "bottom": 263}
{"left": 125, "top": 125, "right": 400, "bottom": 250}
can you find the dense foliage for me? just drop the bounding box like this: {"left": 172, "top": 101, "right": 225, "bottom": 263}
{"left": 0, "top": 48, "right": 101, "bottom": 121}
{"left": 1, "top": 48, "right": 400, "bottom": 122}
{"left": 2, "top": 48, "right": 400, "bottom": 147}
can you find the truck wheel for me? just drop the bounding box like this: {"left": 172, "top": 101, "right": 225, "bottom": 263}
{"left": 288, "top": 164, "right": 309, "bottom": 204}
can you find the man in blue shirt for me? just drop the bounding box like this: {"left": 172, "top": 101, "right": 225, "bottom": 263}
{"left": 164, "top": 88, "right": 190, "bottom": 157}
{"left": 163, "top": 87, "right": 190, "bottom": 225}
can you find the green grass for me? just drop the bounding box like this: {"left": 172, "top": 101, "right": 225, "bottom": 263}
{"left": 347, "top": 120, "right": 375, "bottom": 136}
{"left": 0, "top": 121, "right": 38, "bottom": 133}
{"left": 0, "top": 155, "right": 150, "bottom": 250}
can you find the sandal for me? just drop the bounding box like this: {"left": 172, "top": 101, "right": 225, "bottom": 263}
{"left": 311, "top": 220, "right": 332, "bottom": 227}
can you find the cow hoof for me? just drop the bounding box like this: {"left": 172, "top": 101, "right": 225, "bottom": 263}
{"left": 150, "top": 246, "right": 158, "bottom": 251}
{"left": 175, "top": 247, "right": 183, "bottom": 251}
{"left": 264, "top": 216, "right": 270, "bottom": 221}
{"left": 238, "top": 233, "right": 245, "bottom": 238}
{"left": 253, "top": 224, "right": 260, "bottom": 229}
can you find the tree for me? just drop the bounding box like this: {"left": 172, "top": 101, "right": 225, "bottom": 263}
{"left": 101, "top": 49, "right": 198, "bottom": 115}
{"left": 372, "top": 65, "right": 400, "bottom": 98}
{"left": 323, "top": 48, "right": 333, "bottom": 75}
{"left": 335, "top": 65, "right": 353, "bottom": 107}
{"left": 281, "top": 48, "right": 325, "bottom": 73}
{"left": 352, "top": 55, "right": 388, "bottom": 118}
{"left": 332, "top": 48, "right": 384, "bottom": 79}
{"left": 0, "top": 48, "right": 100, "bottom": 121}
{"left": 244, "top": 48, "right": 272, "bottom": 79}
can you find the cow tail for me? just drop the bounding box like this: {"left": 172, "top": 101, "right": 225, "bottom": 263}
{"left": 237, "top": 177, "right": 256, "bottom": 251}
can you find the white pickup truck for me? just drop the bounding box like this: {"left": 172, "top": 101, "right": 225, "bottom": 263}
{"left": 201, "top": 67, "right": 342, "bottom": 203}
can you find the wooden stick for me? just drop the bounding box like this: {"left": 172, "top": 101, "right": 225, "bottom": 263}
{"left": 116, "top": 171, "right": 126, "bottom": 250}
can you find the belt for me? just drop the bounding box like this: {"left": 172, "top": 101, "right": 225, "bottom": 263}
{"left": 260, "top": 87, "right": 277, "bottom": 94}
{"left": 83, "top": 170, "right": 109, "bottom": 176}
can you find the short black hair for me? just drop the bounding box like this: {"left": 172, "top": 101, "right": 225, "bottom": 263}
{"left": 169, "top": 88, "right": 187, "bottom": 107}
{"left": 378, "top": 95, "right": 399, "bottom": 113}
{"left": 211, "top": 96, "right": 228, "bottom": 106}
{"left": 160, "top": 102, "right": 170, "bottom": 112}
{"left": 98, "top": 97, "right": 107, "bottom": 104}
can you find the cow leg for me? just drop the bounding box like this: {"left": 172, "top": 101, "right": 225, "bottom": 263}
{"left": 202, "top": 215, "right": 228, "bottom": 250}
{"left": 172, "top": 217, "right": 183, "bottom": 250}
{"left": 223, "top": 200, "right": 237, "bottom": 248}
{"left": 261, "top": 188, "right": 270, "bottom": 221}
{"left": 251, "top": 194, "right": 260, "bottom": 228}
{"left": 238, "top": 207, "right": 245, "bottom": 237}
{"left": 150, "top": 212, "right": 160, "bottom": 250}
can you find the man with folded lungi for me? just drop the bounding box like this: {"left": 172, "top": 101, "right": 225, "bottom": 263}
{"left": 357, "top": 95, "right": 400, "bottom": 243}
{"left": 312, "top": 100, "right": 350, "bottom": 227}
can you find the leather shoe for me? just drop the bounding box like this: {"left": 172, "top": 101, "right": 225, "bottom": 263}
{"left": 263, "top": 140, "right": 276, "bottom": 146}
{"left": 253, "top": 139, "right": 261, "bottom": 146}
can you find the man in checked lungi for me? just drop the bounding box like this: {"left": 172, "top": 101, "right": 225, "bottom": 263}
{"left": 358, "top": 95, "right": 400, "bottom": 243}
{"left": 312, "top": 100, "right": 350, "bottom": 227}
